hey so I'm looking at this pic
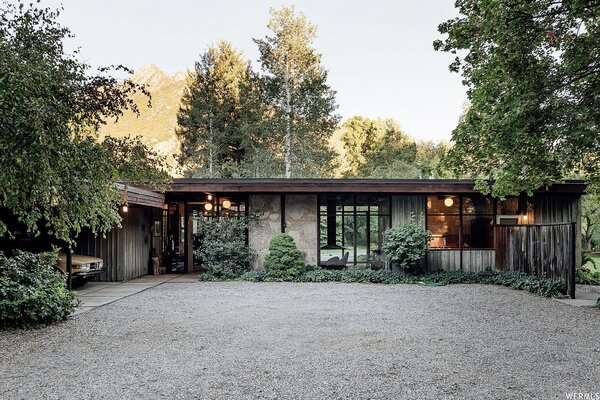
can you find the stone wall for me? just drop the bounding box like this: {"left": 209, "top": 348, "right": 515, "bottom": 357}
{"left": 248, "top": 194, "right": 281, "bottom": 270}
{"left": 285, "top": 195, "right": 318, "bottom": 266}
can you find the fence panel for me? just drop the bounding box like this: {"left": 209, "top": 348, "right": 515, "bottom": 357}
{"left": 494, "top": 223, "right": 575, "bottom": 297}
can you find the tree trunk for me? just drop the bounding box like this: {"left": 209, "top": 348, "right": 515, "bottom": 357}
{"left": 284, "top": 73, "right": 292, "bottom": 178}
{"left": 209, "top": 117, "right": 213, "bottom": 178}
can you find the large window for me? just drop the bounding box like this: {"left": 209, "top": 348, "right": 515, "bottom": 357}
{"left": 427, "top": 195, "right": 532, "bottom": 250}
{"left": 319, "top": 195, "right": 390, "bottom": 267}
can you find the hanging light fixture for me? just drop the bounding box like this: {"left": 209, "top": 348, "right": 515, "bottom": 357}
{"left": 121, "top": 184, "right": 129, "bottom": 213}
{"left": 204, "top": 203, "right": 213, "bottom": 211}
{"left": 222, "top": 199, "right": 231, "bottom": 209}
{"left": 207, "top": 194, "right": 213, "bottom": 201}
{"left": 444, "top": 197, "right": 454, "bottom": 207}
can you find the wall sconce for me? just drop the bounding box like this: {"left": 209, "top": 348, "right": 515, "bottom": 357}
{"left": 444, "top": 197, "right": 454, "bottom": 207}
{"left": 204, "top": 203, "right": 213, "bottom": 211}
{"left": 122, "top": 204, "right": 128, "bottom": 213}
{"left": 222, "top": 199, "right": 231, "bottom": 209}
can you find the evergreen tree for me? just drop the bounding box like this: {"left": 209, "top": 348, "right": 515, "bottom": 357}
{"left": 255, "top": 6, "right": 340, "bottom": 178}
{"left": 176, "top": 41, "right": 258, "bottom": 177}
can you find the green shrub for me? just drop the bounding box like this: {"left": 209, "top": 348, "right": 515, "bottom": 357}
{"left": 195, "top": 217, "right": 254, "bottom": 279}
{"left": 576, "top": 265, "right": 600, "bottom": 285}
{"left": 264, "top": 234, "right": 307, "bottom": 279}
{"left": 0, "top": 250, "right": 78, "bottom": 328}
{"left": 382, "top": 215, "right": 431, "bottom": 271}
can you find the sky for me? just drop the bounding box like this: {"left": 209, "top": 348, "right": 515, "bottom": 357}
{"left": 44, "top": 0, "right": 467, "bottom": 142}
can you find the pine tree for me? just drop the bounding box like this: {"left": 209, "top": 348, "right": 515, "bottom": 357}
{"left": 176, "top": 41, "right": 257, "bottom": 177}
{"left": 255, "top": 6, "right": 340, "bottom": 178}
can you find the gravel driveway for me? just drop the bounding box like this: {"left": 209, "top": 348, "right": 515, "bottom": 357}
{"left": 1, "top": 282, "right": 599, "bottom": 399}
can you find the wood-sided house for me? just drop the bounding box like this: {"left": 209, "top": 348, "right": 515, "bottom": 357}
{"left": 76, "top": 179, "right": 585, "bottom": 287}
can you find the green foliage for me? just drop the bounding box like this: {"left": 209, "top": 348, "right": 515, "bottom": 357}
{"left": 176, "top": 41, "right": 267, "bottom": 178}
{"left": 576, "top": 265, "right": 600, "bottom": 285}
{"left": 582, "top": 195, "right": 600, "bottom": 250}
{"left": 382, "top": 216, "right": 432, "bottom": 271}
{"left": 339, "top": 116, "right": 451, "bottom": 179}
{"left": 201, "top": 267, "right": 566, "bottom": 298}
{"left": 194, "top": 217, "right": 254, "bottom": 279}
{"left": 264, "top": 234, "right": 307, "bottom": 279}
{"left": 0, "top": 250, "right": 78, "bottom": 328}
{"left": 255, "top": 6, "right": 340, "bottom": 178}
{"left": 0, "top": 2, "right": 168, "bottom": 243}
{"left": 434, "top": 0, "right": 600, "bottom": 197}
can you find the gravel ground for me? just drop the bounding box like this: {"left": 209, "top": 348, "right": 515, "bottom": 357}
{"left": 1, "top": 282, "right": 599, "bottom": 400}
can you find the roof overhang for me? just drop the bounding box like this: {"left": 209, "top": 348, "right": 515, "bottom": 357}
{"left": 116, "top": 184, "right": 165, "bottom": 208}
{"left": 164, "top": 179, "right": 587, "bottom": 195}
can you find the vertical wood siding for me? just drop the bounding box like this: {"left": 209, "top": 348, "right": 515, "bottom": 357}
{"left": 494, "top": 223, "right": 574, "bottom": 290}
{"left": 391, "top": 195, "right": 426, "bottom": 227}
{"left": 427, "top": 250, "right": 460, "bottom": 271}
{"left": 534, "top": 194, "right": 581, "bottom": 268}
{"left": 76, "top": 206, "right": 154, "bottom": 282}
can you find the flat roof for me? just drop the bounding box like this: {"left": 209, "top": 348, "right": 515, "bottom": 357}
{"left": 164, "top": 179, "right": 586, "bottom": 195}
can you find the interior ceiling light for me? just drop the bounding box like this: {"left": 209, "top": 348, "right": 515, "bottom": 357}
{"left": 222, "top": 200, "right": 231, "bottom": 209}
{"left": 444, "top": 197, "right": 454, "bottom": 207}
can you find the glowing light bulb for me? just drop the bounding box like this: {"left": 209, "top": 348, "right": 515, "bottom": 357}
{"left": 222, "top": 200, "right": 231, "bottom": 209}
{"left": 204, "top": 203, "right": 213, "bottom": 211}
{"left": 444, "top": 197, "right": 454, "bottom": 207}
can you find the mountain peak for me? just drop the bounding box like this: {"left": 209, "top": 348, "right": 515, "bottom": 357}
{"left": 131, "top": 64, "right": 172, "bottom": 88}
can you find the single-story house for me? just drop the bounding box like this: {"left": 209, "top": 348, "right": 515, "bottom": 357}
{"left": 77, "top": 179, "right": 585, "bottom": 285}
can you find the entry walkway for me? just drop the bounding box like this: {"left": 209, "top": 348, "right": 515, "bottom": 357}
{"left": 73, "top": 273, "right": 199, "bottom": 315}
{"left": 553, "top": 286, "right": 600, "bottom": 307}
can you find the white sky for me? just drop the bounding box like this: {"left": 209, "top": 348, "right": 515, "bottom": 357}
{"left": 44, "top": 0, "right": 467, "bottom": 142}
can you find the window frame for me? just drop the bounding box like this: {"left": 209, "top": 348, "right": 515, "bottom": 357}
{"left": 317, "top": 194, "right": 391, "bottom": 267}
{"left": 426, "top": 194, "right": 502, "bottom": 251}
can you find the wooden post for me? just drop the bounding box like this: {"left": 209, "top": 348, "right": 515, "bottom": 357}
{"left": 66, "top": 246, "right": 73, "bottom": 291}
{"left": 569, "top": 222, "right": 576, "bottom": 299}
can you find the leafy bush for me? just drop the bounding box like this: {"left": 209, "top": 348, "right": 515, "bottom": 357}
{"left": 422, "top": 270, "right": 567, "bottom": 298}
{"left": 382, "top": 215, "right": 431, "bottom": 271}
{"left": 0, "top": 250, "right": 78, "bottom": 328}
{"left": 264, "top": 234, "right": 307, "bottom": 279}
{"left": 576, "top": 265, "right": 600, "bottom": 285}
{"left": 194, "top": 217, "right": 254, "bottom": 279}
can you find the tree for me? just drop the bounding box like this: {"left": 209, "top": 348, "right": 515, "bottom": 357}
{"left": 340, "top": 116, "right": 425, "bottom": 178}
{"left": 0, "top": 2, "right": 167, "bottom": 243}
{"left": 176, "top": 41, "right": 260, "bottom": 178}
{"left": 582, "top": 194, "right": 600, "bottom": 250}
{"left": 255, "top": 6, "right": 340, "bottom": 178}
{"left": 434, "top": 0, "right": 600, "bottom": 197}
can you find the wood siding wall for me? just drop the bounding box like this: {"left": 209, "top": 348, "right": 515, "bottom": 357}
{"left": 427, "top": 250, "right": 495, "bottom": 272}
{"left": 494, "top": 224, "right": 574, "bottom": 288}
{"left": 77, "top": 206, "right": 154, "bottom": 281}
{"left": 534, "top": 194, "right": 581, "bottom": 268}
{"left": 391, "top": 195, "right": 426, "bottom": 227}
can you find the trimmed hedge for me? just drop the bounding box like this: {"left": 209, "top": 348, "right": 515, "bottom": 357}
{"left": 1, "top": 251, "right": 79, "bottom": 328}
{"left": 199, "top": 268, "right": 567, "bottom": 298}
{"left": 263, "top": 234, "right": 308, "bottom": 280}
